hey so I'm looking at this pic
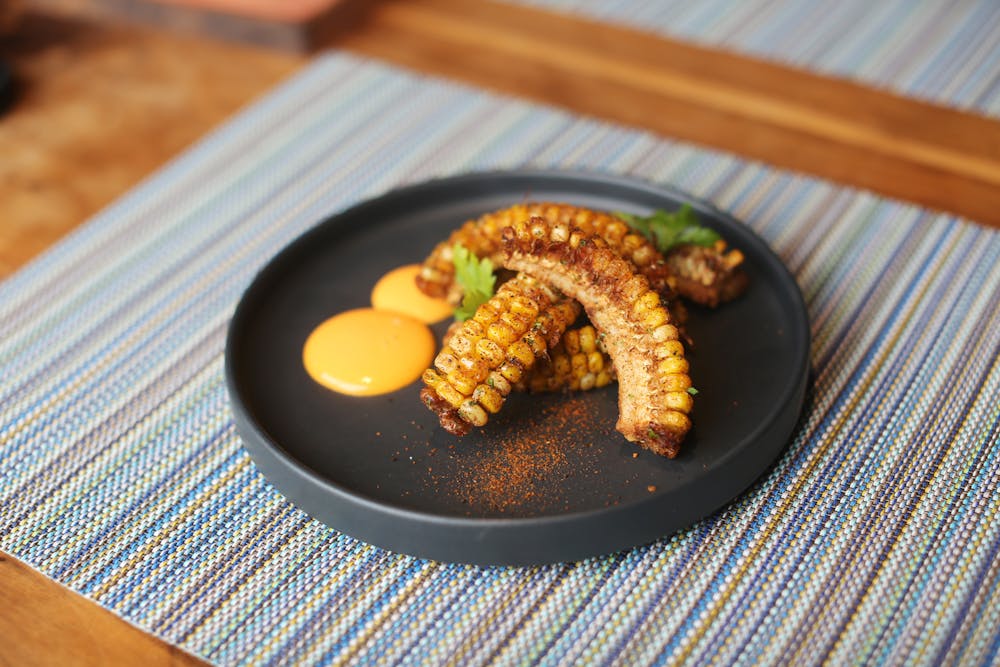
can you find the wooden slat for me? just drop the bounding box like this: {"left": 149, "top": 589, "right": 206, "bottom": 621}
{"left": 337, "top": 0, "right": 1000, "bottom": 227}
{"left": 0, "top": 552, "right": 209, "bottom": 666}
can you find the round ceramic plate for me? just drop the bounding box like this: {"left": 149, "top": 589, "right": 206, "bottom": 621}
{"left": 225, "top": 170, "right": 810, "bottom": 565}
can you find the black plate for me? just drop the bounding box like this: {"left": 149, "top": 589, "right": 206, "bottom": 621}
{"left": 225, "top": 170, "right": 810, "bottom": 565}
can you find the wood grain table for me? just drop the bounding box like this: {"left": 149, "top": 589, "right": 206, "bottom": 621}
{"left": 2, "top": 1, "right": 999, "bottom": 663}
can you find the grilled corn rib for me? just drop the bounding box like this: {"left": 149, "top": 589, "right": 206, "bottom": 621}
{"left": 416, "top": 203, "right": 674, "bottom": 303}
{"left": 420, "top": 273, "right": 580, "bottom": 436}
{"left": 499, "top": 216, "right": 693, "bottom": 458}
{"left": 666, "top": 241, "right": 748, "bottom": 308}
{"left": 523, "top": 325, "right": 616, "bottom": 393}
{"left": 445, "top": 321, "right": 616, "bottom": 394}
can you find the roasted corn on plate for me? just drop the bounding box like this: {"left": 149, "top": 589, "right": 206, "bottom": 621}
{"left": 417, "top": 202, "right": 747, "bottom": 458}
{"left": 420, "top": 272, "right": 580, "bottom": 436}
{"left": 521, "top": 325, "right": 616, "bottom": 393}
{"left": 416, "top": 202, "right": 676, "bottom": 304}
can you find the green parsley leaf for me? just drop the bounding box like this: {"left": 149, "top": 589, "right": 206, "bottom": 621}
{"left": 687, "top": 387, "right": 699, "bottom": 396}
{"left": 616, "top": 205, "right": 721, "bottom": 252}
{"left": 451, "top": 243, "right": 496, "bottom": 321}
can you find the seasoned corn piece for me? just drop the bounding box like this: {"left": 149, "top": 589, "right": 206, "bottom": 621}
{"left": 501, "top": 215, "right": 694, "bottom": 458}
{"left": 523, "top": 325, "right": 616, "bottom": 393}
{"left": 420, "top": 273, "right": 580, "bottom": 435}
{"left": 414, "top": 203, "right": 675, "bottom": 302}
{"left": 665, "top": 243, "right": 749, "bottom": 307}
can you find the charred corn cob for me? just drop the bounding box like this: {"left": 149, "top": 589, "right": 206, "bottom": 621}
{"left": 499, "top": 216, "right": 693, "bottom": 458}
{"left": 524, "top": 325, "right": 616, "bottom": 393}
{"left": 420, "top": 272, "right": 581, "bottom": 436}
{"left": 416, "top": 203, "right": 675, "bottom": 304}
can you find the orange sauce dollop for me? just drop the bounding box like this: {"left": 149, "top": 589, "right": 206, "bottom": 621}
{"left": 302, "top": 264, "right": 451, "bottom": 397}
{"left": 303, "top": 309, "right": 435, "bottom": 396}
{"left": 371, "top": 264, "right": 452, "bottom": 324}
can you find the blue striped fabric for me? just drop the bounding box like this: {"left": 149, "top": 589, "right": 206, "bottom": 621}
{"left": 505, "top": 0, "right": 1000, "bottom": 116}
{"left": 2, "top": 52, "right": 999, "bottom": 665}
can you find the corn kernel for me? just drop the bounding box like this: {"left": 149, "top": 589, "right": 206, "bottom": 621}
{"left": 651, "top": 324, "right": 679, "bottom": 343}
{"left": 564, "top": 329, "right": 581, "bottom": 355}
{"left": 449, "top": 331, "right": 474, "bottom": 357}
{"left": 661, "top": 374, "right": 691, "bottom": 392}
{"left": 475, "top": 338, "right": 505, "bottom": 366}
{"left": 551, "top": 222, "right": 570, "bottom": 242}
{"left": 658, "top": 357, "right": 690, "bottom": 375}
{"left": 435, "top": 381, "right": 465, "bottom": 408}
{"left": 458, "top": 355, "right": 488, "bottom": 382}
{"left": 633, "top": 290, "right": 660, "bottom": 314}
{"left": 578, "top": 326, "right": 597, "bottom": 353}
{"left": 529, "top": 218, "right": 548, "bottom": 239}
{"left": 620, "top": 275, "right": 648, "bottom": 303}
{"left": 662, "top": 411, "right": 692, "bottom": 431}
{"left": 472, "top": 306, "right": 499, "bottom": 327}
{"left": 643, "top": 309, "right": 669, "bottom": 330}
{"left": 523, "top": 333, "right": 547, "bottom": 356}
{"left": 434, "top": 351, "right": 459, "bottom": 375}
{"left": 458, "top": 400, "right": 488, "bottom": 427}
{"left": 587, "top": 351, "right": 604, "bottom": 373}
{"left": 663, "top": 391, "right": 694, "bottom": 413}
{"left": 508, "top": 340, "right": 536, "bottom": 368}
{"left": 603, "top": 221, "right": 627, "bottom": 244}
{"left": 631, "top": 245, "right": 656, "bottom": 267}
{"left": 487, "top": 320, "right": 518, "bottom": 347}
{"left": 421, "top": 368, "right": 444, "bottom": 389}
{"left": 446, "top": 369, "right": 478, "bottom": 397}
{"left": 487, "top": 371, "right": 511, "bottom": 396}
{"left": 498, "top": 361, "right": 524, "bottom": 383}
{"left": 658, "top": 340, "right": 685, "bottom": 358}
{"left": 473, "top": 384, "right": 504, "bottom": 413}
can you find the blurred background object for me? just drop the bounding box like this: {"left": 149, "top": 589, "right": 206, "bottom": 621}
{"left": 21, "top": 0, "right": 367, "bottom": 51}
{"left": 0, "top": 0, "right": 22, "bottom": 114}
{"left": 0, "top": 2, "right": 300, "bottom": 278}
{"left": 0, "top": 0, "right": 22, "bottom": 32}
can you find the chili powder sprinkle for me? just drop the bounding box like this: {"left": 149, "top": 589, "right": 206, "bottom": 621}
{"left": 448, "top": 393, "right": 619, "bottom": 515}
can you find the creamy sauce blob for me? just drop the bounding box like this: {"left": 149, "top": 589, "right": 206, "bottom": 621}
{"left": 370, "top": 264, "right": 453, "bottom": 323}
{"left": 302, "top": 308, "right": 435, "bottom": 396}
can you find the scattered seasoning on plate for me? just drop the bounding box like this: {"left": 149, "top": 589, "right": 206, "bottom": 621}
{"left": 448, "top": 394, "right": 620, "bottom": 515}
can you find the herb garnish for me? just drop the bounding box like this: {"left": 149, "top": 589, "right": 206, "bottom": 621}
{"left": 451, "top": 243, "right": 496, "bottom": 321}
{"left": 616, "top": 205, "right": 721, "bottom": 252}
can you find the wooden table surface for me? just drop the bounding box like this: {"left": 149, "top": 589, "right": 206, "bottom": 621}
{"left": 2, "top": 1, "right": 999, "bottom": 663}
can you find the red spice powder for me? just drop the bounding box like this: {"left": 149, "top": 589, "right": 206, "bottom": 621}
{"left": 450, "top": 394, "right": 610, "bottom": 515}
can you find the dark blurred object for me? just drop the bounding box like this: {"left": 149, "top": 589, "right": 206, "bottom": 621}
{"left": 0, "top": 63, "right": 13, "bottom": 115}
{"left": 22, "top": 0, "right": 368, "bottom": 52}
{"left": 0, "top": 0, "right": 22, "bottom": 115}
{"left": 1, "top": 0, "right": 22, "bottom": 31}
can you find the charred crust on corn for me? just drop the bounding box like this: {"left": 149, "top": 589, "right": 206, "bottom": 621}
{"left": 498, "top": 216, "right": 693, "bottom": 457}
{"left": 417, "top": 202, "right": 747, "bottom": 313}
{"left": 665, "top": 241, "right": 748, "bottom": 308}
{"left": 420, "top": 386, "right": 470, "bottom": 437}
{"left": 415, "top": 203, "right": 676, "bottom": 304}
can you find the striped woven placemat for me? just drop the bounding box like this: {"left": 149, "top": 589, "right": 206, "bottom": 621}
{"left": 505, "top": 0, "right": 1000, "bottom": 116}
{"left": 2, "top": 53, "right": 998, "bottom": 664}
